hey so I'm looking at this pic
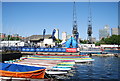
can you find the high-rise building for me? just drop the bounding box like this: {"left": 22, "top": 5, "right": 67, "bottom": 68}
{"left": 104, "top": 25, "right": 110, "bottom": 33}
{"left": 0, "top": 33, "right": 6, "bottom": 38}
{"left": 62, "top": 32, "right": 67, "bottom": 41}
{"left": 54, "top": 29, "right": 59, "bottom": 39}
{"left": 12, "top": 34, "right": 19, "bottom": 37}
{"left": 118, "top": 1, "right": 120, "bottom": 34}
{"left": 118, "top": 25, "right": 120, "bottom": 35}
{"left": 91, "top": 37, "right": 96, "bottom": 43}
{"left": 99, "top": 25, "right": 110, "bottom": 40}
{"left": 111, "top": 28, "right": 118, "bottom": 35}
{"left": 67, "top": 34, "right": 71, "bottom": 39}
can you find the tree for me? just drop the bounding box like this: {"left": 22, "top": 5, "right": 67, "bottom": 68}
{"left": 96, "top": 35, "right": 120, "bottom": 45}
{"left": 95, "top": 42, "right": 101, "bottom": 46}
{"left": 55, "top": 39, "right": 62, "bottom": 44}
{"left": 79, "top": 40, "right": 88, "bottom": 44}
{"left": 1, "top": 35, "right": 22, "bottom": 41}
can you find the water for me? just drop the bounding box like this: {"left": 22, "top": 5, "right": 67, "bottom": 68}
{"left": 1, "top": 50, "right": 120, "bottom": 81}
{"left": 61, "top": 56, "right": 120, "bottom": 81}
{"left": 104, "top": 50, "right": 120, "bottom": 54}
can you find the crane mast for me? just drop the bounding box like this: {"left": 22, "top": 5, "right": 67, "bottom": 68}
{"left": 72, "top": 1, "right": 79, "bottom": 45}
{"left": 87, "top": 0, "right": 92, "bottom": 44}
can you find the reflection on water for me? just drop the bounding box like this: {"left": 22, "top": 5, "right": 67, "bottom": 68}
{"left": 104, "top": 50, "right": 120, "bottom": 54}
{"left": 66, "top": 56, "right": 120, "bottom": 80}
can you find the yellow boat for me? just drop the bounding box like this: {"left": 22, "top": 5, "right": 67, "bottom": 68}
{"left": 58, "top": 62, "right": 75, "bottom": 64}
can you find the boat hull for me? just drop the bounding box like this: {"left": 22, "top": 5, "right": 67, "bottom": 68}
{"left": 46, "top": 71, "right": 67, "bottom": 75}
{"left": 75, "top": 59, "right": 95, "bottom": 62}
{"left": 0, "top": 69, "right": 45, "bottom": 79}
{"left": 35, "top": 54, "right": 88, "bottom": 56}
{"left": 0, "top": 63, "right": 46, "bottom": 79}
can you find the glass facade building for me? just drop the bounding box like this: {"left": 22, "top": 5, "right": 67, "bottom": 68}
{"left": 99, "top": 25, "right": 110, "bottom": 40}
{"left": 111, "top": 28, "right": 118, "bottom": 35}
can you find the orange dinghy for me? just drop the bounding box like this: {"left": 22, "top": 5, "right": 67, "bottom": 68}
{"left": 0, "top": 63, "right": 46, "bottom": 79}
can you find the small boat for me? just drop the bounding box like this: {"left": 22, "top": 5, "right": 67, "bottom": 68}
{"left": 35, "top": 54, "right": 89, "bottom": 56}
{"left": 62, "top": 60, "right": 75, "bottom": 62}
{"left": 57, "top": 64, "right": 74, "bottom": 66}
{"left": 46, "top": 71, "right": 67, "bottom": 75}
{"left": 53, "top": 66, "right": 72, "bottom": 69}
{"left": 58, "top": 62, "right": 75, "bottom": 64}
{"left": 56, "top": 65, "right": 73, "bottom": 67}
{"left": 75, "top": 59, "right": 95, "bottom": 62}
{"left": 52, "top": 67, "right": 71, "bottom": 71}
{"left": 13, "top": 62, "right": 55, "bottom": 70}
{"left": 34, "top": 54, "right": 89, "bottom": 58}
{"left": 51, "top": 68, "right": 71, "bottom": 71}
{"left": 0, "top": 63, "right": 46, "bottom": 79}
{"left": 27, "top": 57, "right": 92, "bottom": 60}
{"left": 27, "top": 57, "right": 94, "bottom": 63}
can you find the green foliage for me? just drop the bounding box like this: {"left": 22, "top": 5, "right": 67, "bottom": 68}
{"left": 80, "top": 40, "right": 88, "bottom": 44}
{"left": 96, "top": 35, "right": 120, "bottom": 45}
{"left": 95, "top": 42, "right": 101, "bottom": 46}
{"left": 1, "top": 35, "right": 21, "bottom": 41}
{"left": 104, "top": 35, "right": 120, "bottom": 44}
{"left": 55, "top": 39, "right": 62, "bottom": 44}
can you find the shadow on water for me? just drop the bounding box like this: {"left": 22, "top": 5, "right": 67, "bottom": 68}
{"left": 0, "top": 53, "right": 22, "bottom": 62}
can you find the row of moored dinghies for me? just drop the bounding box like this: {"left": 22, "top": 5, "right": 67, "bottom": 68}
{"left": 1, "top": 54, "right": 95, "bottom": 80}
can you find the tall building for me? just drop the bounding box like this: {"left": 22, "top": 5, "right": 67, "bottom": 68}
{"left": 62, "top": 32, "right": 67, "bottom": 41}
{"left": 91, "top": 37, "right": 96, "bottom": 43}
{"left": 67, "top": 34, "right": 71, "bottom": 39}
{"left": 118, "top": 25, "right": 120, "bottom": 35}
{"left": 54, "top": 29, "right": 59, "bottom": 39}
{"left": 0, "top": 33, "right": 6, "bottom": 38}
{"left": 118, "top": 2, "right": 120, "bottom": 35}
{"left": 12, "top": 34, "right": 19, "bottom": 37}
{"left": 111, "top": 28, "right": 118, "bottom": 35}
{"left": 99, "top": 25, "right": 110, "bottom": 40}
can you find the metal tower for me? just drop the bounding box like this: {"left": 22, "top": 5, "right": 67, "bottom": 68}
{"left": 87, "top": 0, "right": 92, "bottom": 44}
{"left": 72, "top": 1, "right": 79, "bottom": 42}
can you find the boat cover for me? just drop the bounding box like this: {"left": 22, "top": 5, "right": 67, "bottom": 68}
{"left": 0, "top": 63, "right": 46, "bottom": 72}
{"left": 65, "top": 37, "right": 78, "bottom": 48}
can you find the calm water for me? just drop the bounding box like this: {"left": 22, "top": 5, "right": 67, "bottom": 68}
{"left": 59, "top": 56, "right": 120, "bottom": 81}
{"left": 104, "top": 50, "right": 120, "bottom": 54}
{"left": 1, "top": 50, "right": 120, "bottom": 81}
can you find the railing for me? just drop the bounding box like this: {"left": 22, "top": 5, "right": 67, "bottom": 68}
{"left": 80, "top": 48, "right": 101, "bottom": 51}
{"left": 1, "top": 47, "right": 78, "bottom": 53}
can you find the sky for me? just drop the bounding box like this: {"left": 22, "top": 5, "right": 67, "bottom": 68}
{"left": 2, "top": 2, "right": 118, "bottom": 40}
{"left": 1, "top": 0, "right": 120, "bottom": 2}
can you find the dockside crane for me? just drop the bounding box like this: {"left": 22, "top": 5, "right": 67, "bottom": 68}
{"left": 51, "top": 29, "right": 56, "bottom": 40}
{"left": 72, "top": 1, "right": 79, "bottom": 47}
{"left": 43, "top": 29, "right": 46, "bottom": 40}
{"left": 87, "top": 0, "right": 93, "bottom": 44}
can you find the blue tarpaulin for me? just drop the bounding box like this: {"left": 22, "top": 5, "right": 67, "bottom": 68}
{"left": 0, "top": 63, "right": 45, "bottom": 72}
{"left": 65, "top": 37, "right": 72, "bottom": 48}
{"left": 65, "top": 37, "right": 78, "bottom": 48}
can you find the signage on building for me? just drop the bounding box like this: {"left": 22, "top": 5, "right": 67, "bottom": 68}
{"left": 66, "top": 48, "right": 77, "bottom": 52}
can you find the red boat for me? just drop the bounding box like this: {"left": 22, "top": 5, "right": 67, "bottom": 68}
{"left": 35, "top": 54, "right": 89, "bottom": 56}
